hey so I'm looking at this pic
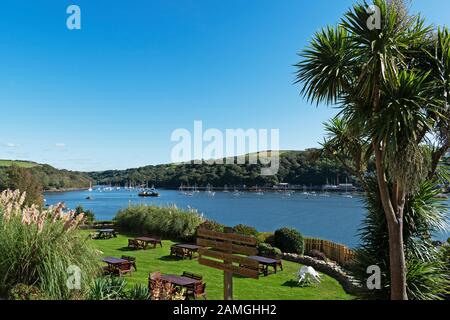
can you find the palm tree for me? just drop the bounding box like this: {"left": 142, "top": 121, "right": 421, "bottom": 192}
{"left": 295, "top": 0, "right": 449, "bottom": 299}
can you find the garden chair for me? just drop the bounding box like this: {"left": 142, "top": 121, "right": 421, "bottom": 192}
{"left": 185, "top": 282, "right": 207, "bottom": 300}
{"left": 114, "top": 261, "right": 133, "bottom": 277}
{"left": 121, "top": 255, "right": 137, "bottom": 271}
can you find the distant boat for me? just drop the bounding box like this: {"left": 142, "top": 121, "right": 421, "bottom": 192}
{"left": 138, "top": 190, "right": 159, "bottom": 197}
{"left": 88, "top": 182, "right": 93, "bottom": 192}
{"left": 139, "top": 184, "right": 159, "bottom": 197}
{"left": 86, "top": 196, "right": 93, "bottom": 200}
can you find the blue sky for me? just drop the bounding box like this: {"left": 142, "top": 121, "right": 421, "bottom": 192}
{"left": 0, "top": 0, "right": 449, "bottom": 171}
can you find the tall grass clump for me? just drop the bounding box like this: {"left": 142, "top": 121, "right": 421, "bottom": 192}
{"left": 115, "top": 204, "right": 204, "bottom": 241}
{"left": 0, "top": 190, "right": 100, "bottom": 300}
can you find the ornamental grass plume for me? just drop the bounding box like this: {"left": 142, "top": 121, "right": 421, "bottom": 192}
{"left": 0, "top": 190, "right": 99, "bottom": 300}
{"left": 149, "top": 272, "right": 185, "bottom": 301}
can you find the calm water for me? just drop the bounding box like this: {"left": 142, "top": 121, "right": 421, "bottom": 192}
{"left": 44, "top": 189, "right": 449, "bottom": 248}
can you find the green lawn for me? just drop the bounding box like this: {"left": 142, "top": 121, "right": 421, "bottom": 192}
{"left": 0, "top": 160, "right": 39, "bottom": 168}
{"left": 89, "top": 233, "right": 354, "bottom": 300}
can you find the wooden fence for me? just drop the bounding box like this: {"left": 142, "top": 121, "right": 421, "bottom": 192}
{"left": 304, "top": 238, "right": 355, "bottom": 265}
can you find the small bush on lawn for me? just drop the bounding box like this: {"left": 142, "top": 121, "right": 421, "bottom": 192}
{"left": 257, "top": 243, "right": 282, "bottom": 258}
{"left": 232, "top": 224, "right": 258, "bottom": 237}
{"left": 115, "top": 205, "right": 204, "bottom": 241}
{"left": 274, "top": 227, "right": 304, "bottom": 255}
{"left": 0, "top": 190, "right": 99, "bottom": 299}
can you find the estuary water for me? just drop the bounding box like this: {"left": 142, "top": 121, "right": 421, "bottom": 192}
{"left": 44, "top": 189, "right": 450, "bottom": 248}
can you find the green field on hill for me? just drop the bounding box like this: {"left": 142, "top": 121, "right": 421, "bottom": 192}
{"left": 0, "top": 160, "right": 39, "bottom": 168}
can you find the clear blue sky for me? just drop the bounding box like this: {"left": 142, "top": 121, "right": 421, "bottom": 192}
{"left": 0, "top": 0, "right": 448, "bottom": 171}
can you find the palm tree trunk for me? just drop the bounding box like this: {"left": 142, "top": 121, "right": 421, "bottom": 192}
{"left": 373, "top": 144, "right": 408, "bottom": 300}
{"left": 387, "top": 214, "right": 408, "bottom": 300}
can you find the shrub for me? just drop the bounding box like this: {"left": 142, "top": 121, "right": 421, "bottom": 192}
{"left": 88, "top": 277, "right": 127, "bottom": 300}
{"left": 198, "top": 220, "right": 225, "bottom": 233}
{"left": 274, "top": 227, "right": 304, "bottom": 254}
{"left": 308, "top": 249, "right": 327, "bottom": 261}
{"left": 0, "top": 190, "right": 100, "bottom": 299}
{"left": 350, "top": 179, "right": 449, "bottom": 300}
{"left": 75, "top": 205, "right": 95, "bottom": 224}
{"left": 257, "top": 243, "right": 282, "bottom": 258}
{"left": 257, "top": 232, "right": 276, "bottom": 246}
{"left": 128, "top": 284, "right": 150, "bottom": 300}
{"left": 115, "top": 204, "right": 204, "bottom": 241}
{"left": 232, "top": 224, "right": 258, "bottom": 237}
{"left": 8, "top": 284, "right": 48, "bottom": 300}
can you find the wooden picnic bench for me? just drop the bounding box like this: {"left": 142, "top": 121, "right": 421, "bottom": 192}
{"left": 102, "top": 257, "right": 133, "bottom": 276}
{"left": 170, "top": 244, "right": 202, "bottom": 259}
{"left": 148, "top": 273, "right": 206, "bottom": 299}
{"left": 94, "top": 229, "right": 118, "bottom": 239}
{"left": 134, "top": 236, "right": 162, "bottom": 249}
{"left": 246, "top": 256, "right": 283, "bottom": 276}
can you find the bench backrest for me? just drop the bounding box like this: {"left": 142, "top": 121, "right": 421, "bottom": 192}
{"left": 182, "top": 271, "right": 202, "bottom": 281}
{"left": 121, "top": 255, "right": 136, "bottom": 262}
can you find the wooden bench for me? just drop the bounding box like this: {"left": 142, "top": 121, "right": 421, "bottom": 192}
{"left": 182, "top": 271, "right": 203, "bottom": 281}
{"left": 171, "top": 246, "right": 190, "bottom": 259}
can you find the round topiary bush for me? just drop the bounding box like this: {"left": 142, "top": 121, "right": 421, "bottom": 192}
{"left": 257, "top": 243, "right": 282, "bottom": 258}
{"left": 274, "top": 227, "right": 304, "bottom": 254}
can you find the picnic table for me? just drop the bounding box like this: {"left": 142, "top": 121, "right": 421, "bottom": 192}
{"left": 170, "top": 244, "right": 202, "bottom": 259}
{"left": 247, "top": 256, "right": 283, "bottom": 276}
{"left": 159, "top": 274, "right": 201, "bottom": 287}
{"left": 95, "top": 229, "right": 117, "bottom": 239}
{"left": 134, "top": 236, "right": 162, "bottom": 249}
{"left": 102, "top": 257, "right": 133, "bottom": 276}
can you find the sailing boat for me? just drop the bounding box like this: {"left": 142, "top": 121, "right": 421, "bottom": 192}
{"left": 223, "top": 185, "right": 229, "bottom": 193}
{"left": 206, "top": 184, "right": 215, "bottom": 197}
{"left": 88, "top": 182, "right": 93, "bottom": 192}
{"left": 302, "top": 185, "right": 309, "bottom": 195}
{"left": 255, "top": 185, "right": 264, "bottom": 196}
{"left": 343, "top": 178, "right": 353, "bottom": 198}
{"left": 233, "top": 186, "right": 241, "bottom": 197}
